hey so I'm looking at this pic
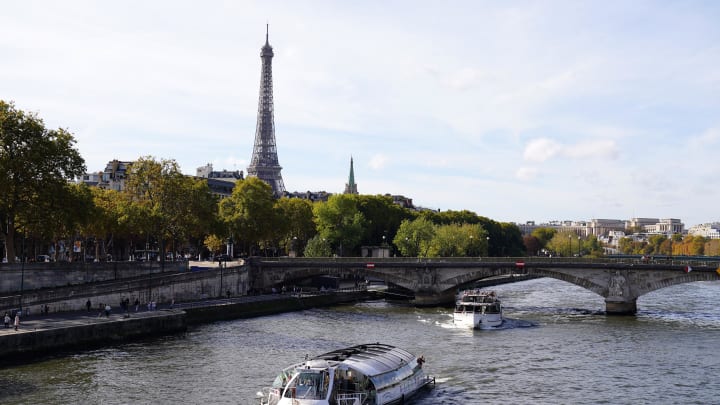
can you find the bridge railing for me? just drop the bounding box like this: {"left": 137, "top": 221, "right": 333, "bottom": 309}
{"left": 252, "top": 256, "right": 720, "bottom": 269}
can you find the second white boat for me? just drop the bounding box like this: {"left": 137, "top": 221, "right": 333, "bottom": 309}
{"left": 453, "top": 289, "right": 503, "bottom": 329}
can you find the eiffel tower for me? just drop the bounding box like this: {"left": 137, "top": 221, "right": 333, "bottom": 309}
{"left": 247, "top": 24, "right": 286, "bottom": 197}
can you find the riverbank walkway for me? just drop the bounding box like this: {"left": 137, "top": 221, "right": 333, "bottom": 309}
{"left": 0, "top": 290, "right": 374, "bottom": 364}
{"left": 0, "top": 293, "right": 312, "bottom": 337}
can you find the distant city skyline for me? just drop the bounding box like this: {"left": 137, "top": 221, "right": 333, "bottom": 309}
{"left": 2, "top": 1, "right": 718, "bottom": 226}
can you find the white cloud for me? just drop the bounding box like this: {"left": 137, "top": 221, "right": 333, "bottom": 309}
{"left": 523, "top": 138, "right": 563, "bottom": 163}
{"left": 523, "top": 138, "right": 619, "bottom": 163}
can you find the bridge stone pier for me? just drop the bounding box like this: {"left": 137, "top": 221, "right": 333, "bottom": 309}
{"left": 247, "top": 257, "right": 720, "bottom": 314}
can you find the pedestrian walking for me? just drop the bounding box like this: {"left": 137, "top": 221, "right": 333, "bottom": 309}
{"left": 14, "top": 313, "right": 20, "bottom": 331}
{"left": 3, "top": 312, "right": 10, "bottom": 328}
{"left": 104, "top": 304, "right": 111, "bottom": 317}
{"left": 134, "top": 298, "right": 139, "bottom": 312}
{"left": 86, "top": 299, "right": 91, "bottom": 312}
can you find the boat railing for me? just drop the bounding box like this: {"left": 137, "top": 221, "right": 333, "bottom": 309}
{"left": 336, "top": 392, "right": 366, "bottom": 405}
{"left": 257, "top": 387, "right": 280, "bottom": 405}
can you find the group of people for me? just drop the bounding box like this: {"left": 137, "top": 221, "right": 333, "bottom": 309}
{"left": 3, "top": 311, "right": 21, "bottom": 331}
{"left": 87, "top": 297, "right": 145, "bottom": 318}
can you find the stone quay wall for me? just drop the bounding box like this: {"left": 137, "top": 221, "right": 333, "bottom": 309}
{"left": 0, "top": 265, "right": 249, "bottom": 315}
{"left": 0, "top": 292, "right": 373, "bottom": 364}
{"left": 1, "top": 311, "right": 187, "bottom": 362}
{"left": 0, "top": 261, "right": 188, "bottom": 294}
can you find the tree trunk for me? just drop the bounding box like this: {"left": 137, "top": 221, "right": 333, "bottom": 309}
{"left": 5, "top": 218, "right": 15, "bottom": 263}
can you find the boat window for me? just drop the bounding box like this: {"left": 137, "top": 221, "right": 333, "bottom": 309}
{"left": 284, "top": 370, "right": 328, "bottom": 400}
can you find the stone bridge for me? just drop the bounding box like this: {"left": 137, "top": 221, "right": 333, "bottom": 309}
{"left": 247, "top": 257, "right": 720, "bottom": 314}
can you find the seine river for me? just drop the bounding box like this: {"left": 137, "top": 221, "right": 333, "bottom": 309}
{"left": 1, "top": 278, "right": 719, "bottom": 404}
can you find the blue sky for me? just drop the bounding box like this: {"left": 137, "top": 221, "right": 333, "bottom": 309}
{"left": 2, "top": 1, "right": 719, "bottom": 227}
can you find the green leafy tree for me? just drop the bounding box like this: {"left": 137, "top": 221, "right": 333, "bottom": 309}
{"left": 357, "top": 195, "right": 414, "bottom": 248}
{"left": 313, "top": 194, "right": 366, "bottom": 256}
{"left": 580, "top": 235, "right": 604, "bottom": 257}
{"left": 303, "top": 235, "right": 332, "bottom": 257}
{"left": 421, "top": 209, "right": 481, "bottom": 226}
{"left": 124, "top": 157, "right": 188, "bottom": 259}
{"left": 499, "top": 222, "right": 524, "bottom": 256}
{"left": 274, "top": 197, "right": 316, "bottom": 256}
{"left": 219, "top": 177, "right": 276, "bottom": 256}
{"left": 546, "top": 231, "right": 581, "bottom": 257}
{"left": 85, "top": 187, "right": 136, "bottom": 261}
{"left": 426, "top": 224, "right": 464, "bottom": 257}
{"left": 393, "top": 217, "right": 436, "bottom": 257}
{"left": 531, "top": 227, "right": 557, "bottom": 250}
{"left": 0, "top": 101, "right": 85, "bottom": 262}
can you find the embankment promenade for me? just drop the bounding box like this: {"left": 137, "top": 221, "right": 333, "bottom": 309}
{"left": 0, "top": 291, "right": 373, "bottom": 365}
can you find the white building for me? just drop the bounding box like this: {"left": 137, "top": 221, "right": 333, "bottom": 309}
{"left": 688, "top": 223, "right": 720, "bottom": 239}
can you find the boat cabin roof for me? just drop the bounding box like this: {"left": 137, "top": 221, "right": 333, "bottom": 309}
{"left": 310, "top": 343, "right": 415, "bottom": 377}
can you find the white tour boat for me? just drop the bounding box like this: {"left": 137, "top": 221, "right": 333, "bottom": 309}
{"left": 258, "top": 343, "right": 434, "bottom": 405}
{"left": 453, "top": 289, "right": 503, "bottom": 329}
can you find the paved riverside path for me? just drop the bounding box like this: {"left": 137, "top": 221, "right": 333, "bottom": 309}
{"left": 0, "top": 306, "right": 181, "bottom": 337}
{"left": 0, "top": 292, "right": 356, "bottom": 338}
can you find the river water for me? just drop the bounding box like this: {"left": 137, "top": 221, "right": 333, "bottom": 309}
{"left": 1, "top": 278, "right": 719, "bottom": 404}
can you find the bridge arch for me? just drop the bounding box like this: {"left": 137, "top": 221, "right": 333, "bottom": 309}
{"left": 248, "top": 258, "right": 720, "bottom": 314}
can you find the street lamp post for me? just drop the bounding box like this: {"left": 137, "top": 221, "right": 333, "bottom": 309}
{"left": 486, "top": 236, "right": 490, "bottom": 257}
{"left": 19, "top": 229, "right": 26, "bottom": 314}
{"left": 577, "top": 236, "right": 581, "bottom": 257}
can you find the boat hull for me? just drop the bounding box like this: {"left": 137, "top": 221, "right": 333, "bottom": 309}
{"left": 453, "top": 311, "right": 503, "bottom": 329}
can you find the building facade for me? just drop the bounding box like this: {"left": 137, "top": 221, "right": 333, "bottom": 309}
{"left": 688, "top": 223, "right": 720, "bottom": 239}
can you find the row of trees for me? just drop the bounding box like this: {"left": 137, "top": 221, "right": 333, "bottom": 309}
{"left": 2, "top": 100, "right": 528, "bottom": 263}
{"left": 218, "top": 176, "right": 527, "bottom": 259}
{"left": 6, "top": 100, "right": 717, "bottom": 264}
{"left": 617, "top": 233, "right": 718, "bottom": 256}
{"left": 522, "top": 227, "right": 604, "bottom": 258}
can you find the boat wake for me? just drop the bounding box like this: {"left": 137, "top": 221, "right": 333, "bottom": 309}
{"left": 494, "top": 318, "right": 538, "bottom": 329}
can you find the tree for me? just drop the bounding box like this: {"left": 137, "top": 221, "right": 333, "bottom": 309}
{"left": 546, "top": 231, "right": 580, "bottom": 257}
{"left": 393, "top": 217, "right": 435, "bottom": 257}
{"left": 219, "top": 177, "right": 276, "bottom": 256}
{"left": 0, "top": 101, "right": 86, "bottom": 262}
{"left": 426, "top": 224, "right": 465, "bottom": 257}
{"left": 356, "top": 195, "right": 414, "bottom": 248}
{"left": 686, "top": 235, "right": 706, "bottom": 256}
{"left": 523, "top": 235, "right": 541, "bottom": 256}
{"left": 203, "top": 234, "right": 225, "bottom": 257}
{"left": 274, "top": 197, "right": 316, "bottom": 256}
{"left": 499, "top": 222, "right": 524, "bottom": 256}
{"left": 460, "top": 223, "right": 488, "bottom": 257}
{"left": 85, "top": 187, "right": 127, "bottom": 261}
{"left": 531, "top": 227, "right": 557, "bottom": 249}
{"left": 303, "top": 235, "right": 332, "bottom": 257}
{"left": 580, "top": 235, "right": 603, "bottom": 257}
{"left": 313, "top": 194, "right": 366, "bottom": 256}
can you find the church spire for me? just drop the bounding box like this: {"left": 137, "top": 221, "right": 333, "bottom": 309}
{"left": 344, "top": 156, "right": 358, "bottom": 195}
